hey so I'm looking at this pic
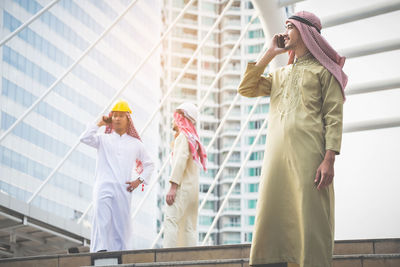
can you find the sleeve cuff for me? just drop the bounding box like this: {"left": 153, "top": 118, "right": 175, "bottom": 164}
{"left": 169, "top": 178, "right": 180, "bottom": 186}
{"left": 326, "top": 146, "right": 340, "bottom": 155}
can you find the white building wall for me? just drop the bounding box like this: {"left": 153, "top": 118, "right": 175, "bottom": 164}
{"left": 0, "top": 0, "right": 162, "bottom": 249}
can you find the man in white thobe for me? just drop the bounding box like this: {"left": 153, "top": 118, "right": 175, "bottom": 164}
{"left": 80, "top": 100, "right": 154, "bottom": 252}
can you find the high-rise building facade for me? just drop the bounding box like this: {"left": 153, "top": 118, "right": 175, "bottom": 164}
{"left": 158, "top": 0, "right": 269, "bottom": 246}
{"left": 0, "top": 0, "right": 161, "bottom": 254}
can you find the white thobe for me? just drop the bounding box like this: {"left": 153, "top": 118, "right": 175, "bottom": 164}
{"left": 80, "top": 123, "right": 154, "bottom": 252}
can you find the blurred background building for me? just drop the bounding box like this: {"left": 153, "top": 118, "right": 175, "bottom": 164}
{"left": 0, "top": 0, "right": 399, "bottom": 258}
{"left": 158, "top": 0, "right": 270, "bottom": 246}
{"left": 0, "top": 0, "right": 161, "bottom": 256}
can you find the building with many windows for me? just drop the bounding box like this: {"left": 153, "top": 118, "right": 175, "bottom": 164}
{"left": 0, "top": 0, "right": 161, "bottom": 255}
{"left": 157, "top": 0, "right": 269, "bottom": 246}
{"left": 1, "top": 0, "right": 399, "bottom": 258}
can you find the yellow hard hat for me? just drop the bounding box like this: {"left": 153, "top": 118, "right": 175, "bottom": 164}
{"left": 111, "top": 100, "right": 132, "bottom": 113}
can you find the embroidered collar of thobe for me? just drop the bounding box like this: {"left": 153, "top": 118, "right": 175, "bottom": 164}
{"left": 277, "top": 53, "right": 317, "bottom": 117}
{"left": 293, "top": 52, "right": 316, "bottom": 66}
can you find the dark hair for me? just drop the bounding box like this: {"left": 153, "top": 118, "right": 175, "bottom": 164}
{"left": 175, "top": 109, "right": 185, "bottom": 116}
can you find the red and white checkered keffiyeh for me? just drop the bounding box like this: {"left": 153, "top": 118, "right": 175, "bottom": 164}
{"left": 104, "top": 112, "right": 141, "bottom": 141}
{"left": 173, "top": 112, "right": 207, "bottom": 171}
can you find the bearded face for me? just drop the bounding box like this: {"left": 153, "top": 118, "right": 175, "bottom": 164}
{"left": 284, "top": 22, "right": 303, "bottom": 51}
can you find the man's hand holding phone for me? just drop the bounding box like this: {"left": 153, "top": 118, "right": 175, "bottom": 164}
{"left": 256, "top": 33, "right": 288, "bottom": 67}
{"left": 97, "top": 116, "right": 112, "bottom": 127}
{"left": 277, "top": 34, "right": 285, "bottom": 48}
{"left": 270, "top": 33, "right": 287, "bottom": 55}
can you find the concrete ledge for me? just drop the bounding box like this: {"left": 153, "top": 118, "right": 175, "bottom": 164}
{"left": 375, "top": 239, "right": 400, "bottom": 254}
{"left": 334, "top": 253, "right": 400, "bottom": 260}
{"left": 155, "top": 244, "right": 250, "bottom": 262}
{"left": 334, "top": 238, "right": 400, "bottom": 255}
{"left": 82, "top": 258, "right": 249, "bottom": 267}
{"left": 333, "top": 254, "right": 400, "bottom": 267}
{"left": 1, "top": 240, "right": 399, "bottom": 267}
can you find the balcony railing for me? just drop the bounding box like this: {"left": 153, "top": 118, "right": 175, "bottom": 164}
{"left": 223, "top": 223, "right": 241, "bottom": 228}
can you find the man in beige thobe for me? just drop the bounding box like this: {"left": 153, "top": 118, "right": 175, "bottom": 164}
{"left": 238, "top": 11, "right": 347, "bottom": 267}
{"left": 163, "top": 103, "right": 207, "bottom": 248}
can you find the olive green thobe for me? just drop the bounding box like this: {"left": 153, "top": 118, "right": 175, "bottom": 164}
{"left": 238, "top": 54, "right": 343, "bottom": 267}
{"left": 163, "top": 132, "right": 199, "bottom": 247}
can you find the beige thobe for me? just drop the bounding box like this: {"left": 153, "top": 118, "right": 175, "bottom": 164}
{"left": 163, "top": 132, "right": 199, "bottom": 247}
{"left": 238, "top": 54, "right": 344, "bottom": 267}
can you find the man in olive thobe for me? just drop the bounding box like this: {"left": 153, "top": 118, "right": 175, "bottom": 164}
{"left": 238, "top": 11, "right": 347, "bottom": 267}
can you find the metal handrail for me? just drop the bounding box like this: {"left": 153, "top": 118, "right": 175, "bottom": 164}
{"left": 26, "top": 0, "right": 199, "bottom": 205}
{"left": 139, "top": 0, "right": 236, "bottom": 136}
{"left": 76, "top": 0, "right": 231, "bottom": 223}
{"left": 150, "top": 14, "right": 260, "bottom": 247}
{"left": 0, "top": 0, "right": 141, "bottom": 144}
{"left": 151, "top": 96, "right": 263, "bottom": 247}
{"left": 0, "top": 0, "right": 60, "bottom": 47}
{"left": 202, "top": 116, "right": 269, "bottom": 245}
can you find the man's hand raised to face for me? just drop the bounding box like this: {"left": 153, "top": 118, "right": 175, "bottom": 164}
{"left": 256, "top": 33, "right": 288, "bottom": 67}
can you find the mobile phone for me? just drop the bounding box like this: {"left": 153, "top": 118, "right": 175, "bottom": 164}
{"left": 277, "top": 36, "right": 285, "bottom": 48}
{"left": 103, "top": 115, "right": 112, "bottom": 124}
